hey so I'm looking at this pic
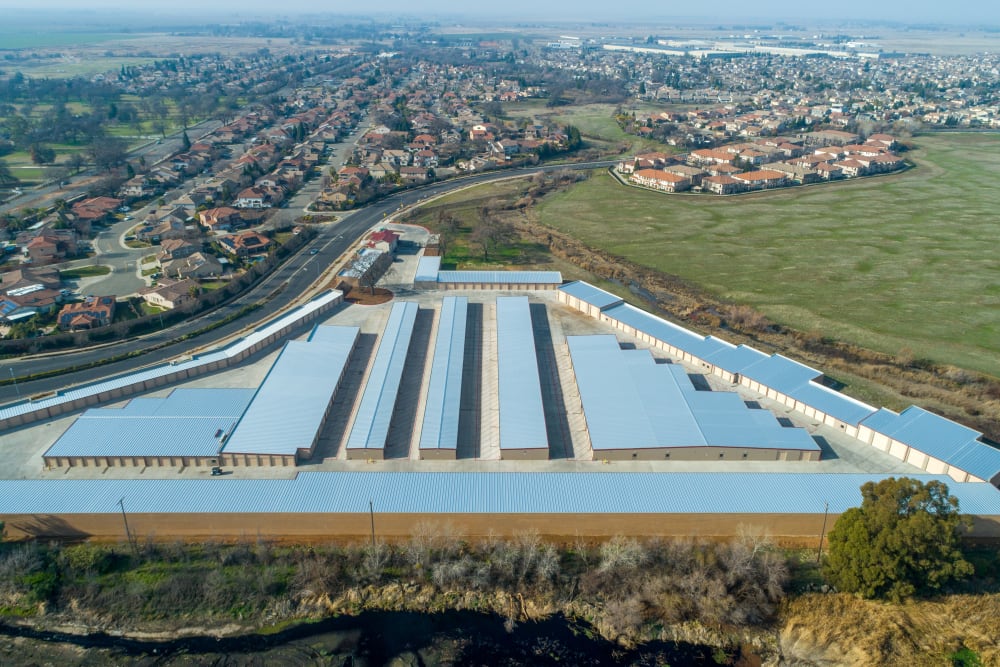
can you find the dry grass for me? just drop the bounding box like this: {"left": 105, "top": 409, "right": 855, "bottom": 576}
{"left": 780, "top": 592, "right": 1000, "bottom": 666}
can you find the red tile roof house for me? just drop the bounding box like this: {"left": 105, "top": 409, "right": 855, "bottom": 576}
{"left": 703, "top": 175, "right": 744, "bottom": 195}
{"left": 218, "top": 231, "right": 272, "bottom": 259}
{"left": 71, "top": 197, "right": 122, "bottom": 225}
{"left": 199, "top": 207, "right": 243, "bottom": 232}
{"left": 733, "top": 169, "right": 788, "bottom": 191}
{"left": 58, "top": 295, "right": 116, "bottom": 330}
{"left": 629, "top": 169, "right": 692, "bottom": 193}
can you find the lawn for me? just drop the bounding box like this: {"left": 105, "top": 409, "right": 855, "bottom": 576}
{"left": 59, "top": 265, "right": 112, "bottom": 279}
{"left": 502, "top": 101, "right": 672, "bottom": 156}
{"left": 536, "top": 133, "right": 1000, "bottom": 378}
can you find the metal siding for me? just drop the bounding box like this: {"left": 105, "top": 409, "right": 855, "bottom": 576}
{"left": 414, "top": 256, "right": 442, "bottom": 283}
{"left": 496, "top": 297, "right": 548, "bottom": 451}
{"left": 557, "top": 281, "right": 624, "bottom": 310}
{"left": 419, "top": 297, "right": 468, "bottom": 452}
{"left": 2, "top": 472, "right": 999, "bottom": 515}
{"left": 346, "top": 302, "right": 419, "bottom": 452}
{"left": 437, "top": 270, "right": 562, "bottom": 284}
{"left": 790, "top": 381, "right": 877, "bottom": 426}
{"left": 223, "top": 326, "right": 359, "bottom": 455}
{"left": 860, "top": 406, "right": 997, "bottom": 478}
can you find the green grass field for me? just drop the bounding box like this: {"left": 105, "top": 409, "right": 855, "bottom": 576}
{"left": 60, "top": 265, "right": 111, "bottom": 279}
{"left": 502, "top": 101, "right": 671, "bottom": 156}
{"left": 537, "top": 133, "right": 1000, "bottom": 377}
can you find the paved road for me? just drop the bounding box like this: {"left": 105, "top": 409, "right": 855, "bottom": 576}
{"left": 0, "top": 160, "right": 614, "bottom": 404}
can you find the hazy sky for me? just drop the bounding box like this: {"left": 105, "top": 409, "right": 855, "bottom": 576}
{"left": 0, "top": 1, "right": 998, "bottom": 25}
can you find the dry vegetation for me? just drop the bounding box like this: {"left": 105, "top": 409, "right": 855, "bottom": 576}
{"left": 780, "top": 593, "right": 1000, "bottom": 666}
{"left": 0, "top": 528, "right": 789, "bottom": 658}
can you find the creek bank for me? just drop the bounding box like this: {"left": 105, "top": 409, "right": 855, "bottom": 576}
{"left": 0, "top": 610, "right": 742, "bottom": 666}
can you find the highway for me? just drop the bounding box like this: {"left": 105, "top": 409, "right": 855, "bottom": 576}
{"left": 0, "top": 161, "right": 613, "bottom": 404}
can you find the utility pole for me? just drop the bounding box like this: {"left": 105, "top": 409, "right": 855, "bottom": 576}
{"left": 817, "top": 501, "right": 829, "bottom": 564}
{"left": 369, "top": 499, "right": 376, "bottom": 547}
{"left": 119, "top": 497, "right": 138, "bottom": 557}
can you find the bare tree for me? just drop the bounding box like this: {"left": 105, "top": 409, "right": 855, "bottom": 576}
{"left": 470, "top": 216, "right": 517, "bottom": 262}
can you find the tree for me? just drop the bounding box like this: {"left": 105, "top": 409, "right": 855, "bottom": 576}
{"left": 470, "top": 209, "right": 517, "bottom": 262}
{"left": 65, "top": 153, "right": 86, "bottom": 174}
{"left": 823, "top": 477, "right": 973, "bottom": 601}
{"left": 88, "top": 138, "right": 128, "bottom": 173}
{"left": 29, "top": 143, "right": 56, "bottom": 165}
{"left": 0, "top": 159, "right": 16, "bottom": 185}
{"left": 181, "top": 131, "right": 191, "bottom": 151}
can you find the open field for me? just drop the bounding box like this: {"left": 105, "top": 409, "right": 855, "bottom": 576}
{"left": 537, "top": 133, "right": 1000, "bottom": 378}
{"left": 503, "top": 101, "right": 671, "bottom": 156}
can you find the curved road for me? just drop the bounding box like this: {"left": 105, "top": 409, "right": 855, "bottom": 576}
{"left": 0, "top": 161, "right": 613, "bottom": 404}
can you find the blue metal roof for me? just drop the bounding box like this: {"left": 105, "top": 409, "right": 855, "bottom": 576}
{"left": 950, "top": 441, "right": 1000, "bottom": 482}
{"left": 792, "top": 381, "right": 877, "bottom": 425}
{"left": 496, "top": 297, "right": 548, "bottom": 451}
{"left": 345, "top": 302, "right": 419, "bottom": 453}
{"left": 224, "top": 325, "right": 359, "bottom": 456}
{"left": 701, "top": 342, "right": 769, "bottom": 375}
{"left": 1, "top": 472, "right": 998, "bottom": 516}
{"left": 43, "top": 389, "right": 255, "bottom": 459}
{"left": 415, "top": 256, "right": 441, "bottom": 283}
{"left": 419, "top": 297, "right": 467, "bottom": 452}
{"left": 860, "top": 406, "right": 1000, "bottom": 480}
{"left": 558, "top": 281, "right": 623, "bottom": 310}
{"left": 741, "top": 354, "right": 821, "bottom": 393}
{"left": 569, "top": 335, "right": 818, "bottom": 452}
{"left": 569, "top": 336, "right": 663, "bottom": 449}
{"left": 0, "top": 290, "right": 344, "bottom": 422}
{"left": 602, "top": 303, "right": 706, "bottom": 350}
{"left": 438, "top": 270, "right": 562, "bottom": 285}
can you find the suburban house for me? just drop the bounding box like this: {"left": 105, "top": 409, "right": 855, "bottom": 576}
{"left": 399, "top": 166, "right": 430, "bottom": 183}
{"left": 160, "top": 252, "right": 224, "bottom": 280}
{"left": 199, "top": 207, "right": 243, "bottom": 232}
{"left": 158, "top": 239, "right": 200, "bottom": 262}
{"left": 57, "top": 295, "right": 116, "bottom": 330}
{"left": 733, "top": 169, "right": 788, "bottom": 191}
{"left": 0, "top": 284, "right": 61, "bottom": 322}
{"left": 142, "top": 278, "right": 199, "bottom": 310}
{"left": 119, "top": 176, "right": 157, "bottom": 198}
{"left": 71, "top": 197, "right": 122, "bottom": 226}
{"left": 702, "top": 175, "right": 743, "bottom": 195}
{"left": 218, "top": 231, "right": 272, "bottom": 259}
{"left": 629, "top": 169, "right": 691, "bottom": 193}
{"left": 235, "top": 187, "right": 268, "bottom": 209}
{"left": 18, "top": 230, "right": 78, "bottom": 264}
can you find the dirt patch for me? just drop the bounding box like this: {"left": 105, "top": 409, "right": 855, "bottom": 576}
{"left": 343, "top": 286, "right": 394, "bottom": 306}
